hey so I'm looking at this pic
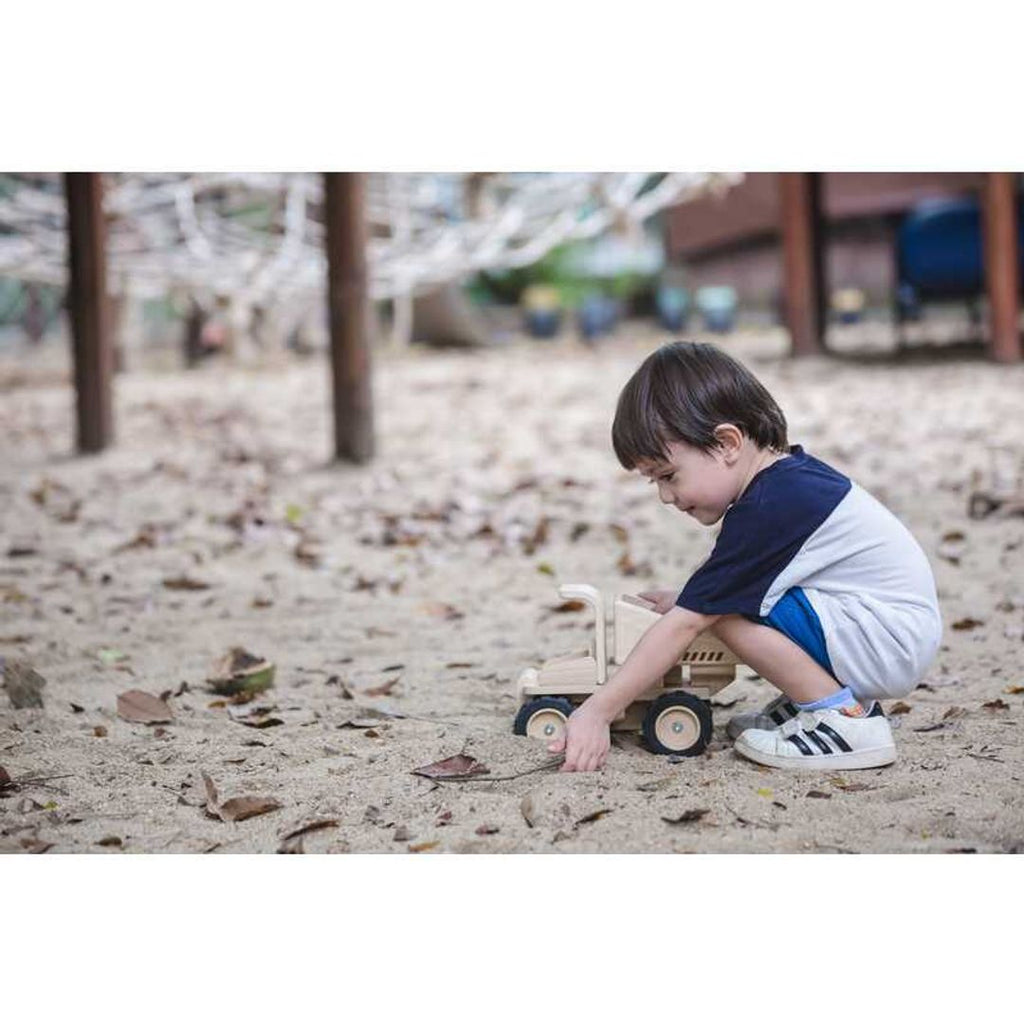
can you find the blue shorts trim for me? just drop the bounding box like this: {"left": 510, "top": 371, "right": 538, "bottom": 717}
{"left": 750, "top": 587, "right": 836, "bottom": 678}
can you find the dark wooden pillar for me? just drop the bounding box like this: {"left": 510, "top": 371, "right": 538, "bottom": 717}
{"left": 981, "top": 172, "right": 1022, "bottom": 364}
{"left": 779, "top": 172, "right": 826, "bottom": 357}
{"left": 324, "top": 172, "right": 374, "bottom": 462}
{"left": 65, "top": 173, "right": 114, "bottom": 453}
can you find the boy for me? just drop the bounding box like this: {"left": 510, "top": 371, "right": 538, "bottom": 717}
{"left": 549, "top": 341, "right": 942, "bottom": 773}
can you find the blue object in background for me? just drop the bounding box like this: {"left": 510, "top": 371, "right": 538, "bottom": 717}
{"left": 524, "top": 308, "right": 562, "bottom": 339}
{"left": 696, "top": 286, "right": 738, "bottom": 333}
{"left": 897, "top": 197, "right": 1024, "bottom": 300}
{"left": 655, "top": 285, "right": 690, "bottom": 331}
{"left": 577, "top": 294, "right": 619, "bottom": 341}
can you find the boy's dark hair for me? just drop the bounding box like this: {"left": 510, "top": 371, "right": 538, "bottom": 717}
{"left": 612, "top": 341, "right": 788, "bottom": 468}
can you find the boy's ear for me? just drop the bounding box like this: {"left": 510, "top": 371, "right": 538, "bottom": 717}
{"left": 712, "top": 423, "right": 744, "bottom": 461}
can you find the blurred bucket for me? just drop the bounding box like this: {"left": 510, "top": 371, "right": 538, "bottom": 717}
{"left": 522, "top": 285, "right": 562, "bottom": 339}
{"left": 696, "top": 286, "right": 737, "bottom": 333}
{"left": 655, "top": 285, "right": 690, "bottom": 332}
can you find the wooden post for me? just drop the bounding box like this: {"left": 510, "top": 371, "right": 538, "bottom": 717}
{"left": 779, "top": 172, "right": 826, "bottom": 356}
{"left": 65, "top": 173, "right": 114, "bottom": 453}
{"left": 324, "top": 172, "right": 374, "bottom": 462}
{"left": 981, "top": 172, "right": 1022, "bottom": 364}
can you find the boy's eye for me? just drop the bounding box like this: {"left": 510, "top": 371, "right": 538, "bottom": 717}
{"left": 659, "top": 473, "right": 676, "bottom": 483}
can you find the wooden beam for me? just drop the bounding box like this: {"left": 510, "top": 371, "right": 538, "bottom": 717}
{"left": 779, "top": 172, "right": 826, "bottom": 356}
{"left": 982, "top": 172, "right": 1022, "bottom": 364}
{"left": 324, "top": 173, "right": 374, "bottom": 462}
{"left": 65, "top": 173, "right": 114, "bottom": 453}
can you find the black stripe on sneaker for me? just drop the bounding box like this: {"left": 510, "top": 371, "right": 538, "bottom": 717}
{"left": 787, "top": 734, "right": 815, "bottom": 756}
{"left": 783, "top": 702, "right": 798, "bottom": 717}
{"left": 805, "top": 729, "right": 833, "bottom": 755}
{"left": 816, "top": 722, "right": 853, "bottom": 753}
{"left": 770, "top": 710, "right": 786, "bottom": 725}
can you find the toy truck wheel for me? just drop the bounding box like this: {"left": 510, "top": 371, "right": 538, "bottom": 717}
{"left": 514, "top": 697, "right": 574, "bottom": 742}
{"left": 642, "top": 691, "right": 712, "bottom": 756}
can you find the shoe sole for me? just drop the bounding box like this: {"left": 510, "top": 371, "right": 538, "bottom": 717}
{"left": 733, "top": 737, "right": 897, "bottom": 771}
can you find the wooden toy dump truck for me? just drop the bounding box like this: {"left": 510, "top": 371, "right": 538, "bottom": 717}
{"left": 514, "top": 584, "right": 739, "bottom": 757}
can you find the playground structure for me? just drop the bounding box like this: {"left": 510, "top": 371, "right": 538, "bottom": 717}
{"left": 2, "top": 171, "right": 1021, "bottom": 464}
{"left": 0, "top": 172, "right": 736, "bottom": 458}
{"left": 513, "top": 585, "right": 738, "bottom": 757}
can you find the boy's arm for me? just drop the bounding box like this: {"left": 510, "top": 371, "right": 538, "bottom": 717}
{"left": 550, "top": 605, "right": 719, "bottom": 772}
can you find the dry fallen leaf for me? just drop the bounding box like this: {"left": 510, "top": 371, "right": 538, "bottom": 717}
{"left": 1003, "top": 685, "right": 1024, "bottom": 695}
{"left": 3, "top": 660, "right": 46, "bottom": 709}
{"left": 806, "top": 790, "right": 832, "bottom": 799}
{"left": 117, "top": 690, "right": 173, "bottom": 724}
{"left": 363, "top": 677, "right": 400, "bottom": 697}
{"left": 889, "top": 701, "right": 913, "bottom": 715}
{"left": 574, "top": 808, "right": 611, "bottom": 826}
{"left": 162, "top": 575, "right": 211, "bottom": 591}
{"left": 411, "top": 754, "right": 489, "bottom": 780}
{"left": 408, "top": 840, "right": 439, "bottom": 853}
{"left": 201, "top": 771, "right": 281, "bottom": 823}
{"left": 661, "top": 808, "right": 710, "bottom": 825}
{"left": 207, "top": 647, "right": 275, "bottom": 696}
{"left": 280, "top": 819, "right": 339, "bottom": 842}
{"left": 983, "top": 698, "right": 1010, "bottom": 711}
{"left": 552, "top": 600, "right": 586, "bottom": 613}
{"left": 951, "top": 617, "right": 984, "bottom": 631}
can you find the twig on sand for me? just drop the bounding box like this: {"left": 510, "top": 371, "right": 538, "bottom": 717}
{"left": 431, "top": 755, "right": 566, "bottom": 783}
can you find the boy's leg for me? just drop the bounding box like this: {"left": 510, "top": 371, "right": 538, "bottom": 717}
{"left": 711, "top": 615, "right": 842, "bottom": 704}
{"left": 712, "top": 615, "right": 896, "bottom": 770}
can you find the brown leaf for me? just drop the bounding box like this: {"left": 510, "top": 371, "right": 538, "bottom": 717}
{"left": 445, "top": 661, "right": 475, "bottom": 669}
{"left": 93, "top": 725, "right": 108, "bottom": 738}
{"left": 207, "top": 648, "right": 275, "bottom": 696}
{"left": 411, "top": 754, "right": 489, "bottom": 780}
{"left": 889, "top": 701, "right": 913, "bottom": 715}
{"left": 162, "top": 575, "right": 212, "bottom": 591}
{"left": 575, "top": 808, "right": 611, "bottom": 826}
{"left": 201, "top": 771, "right": 281, "bottom": 823}
{"left": 280, "top": 819, "right": 339, "bottom": 842}
{"left": 3, "top": 661, "right": 46, "bottom": 709}
{"left": 1003, "top": 684, "right": 1024, "bottom": 695}
{"left": 233, "top": 711, "right": 284, "bottom": 729}
{"left": 661, "top": 808, "right": 710, "bottom": 825}
{"left": 951, "top": 617, "right": 984, "bottom": 631}
{"left": 363, "top": 677, "right": 400, "bottom": 697}
{"left": 806, "top": 790, "right": 832, "bottom": 799}
{"left": 552, "top": 599, "right": 586, "bottom": 613}
{"left": 117, "top": 690, "right": 173, "bottom": 724}
{"left": 943, "top": 706, "right": 968, "bottom": 720}
{"left": 983, "top": 698, "right": 1010, "bottom": 711}
{"left": 408, "top": 840, "right": 439, "bottom": 853}
{"left": 219, "top": 796, "right": 282, "bottom": 822}
{"left": 96, "top": 836, "right": 123, "bottom": 847}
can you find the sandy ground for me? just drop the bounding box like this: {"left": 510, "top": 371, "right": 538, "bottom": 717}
{"left": 2, "top": 322, "right": 1023, "bottom": 854}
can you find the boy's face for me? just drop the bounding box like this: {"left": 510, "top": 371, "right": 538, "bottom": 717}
{"left": 635, "top": 439, "right": 744, "bottom": 526}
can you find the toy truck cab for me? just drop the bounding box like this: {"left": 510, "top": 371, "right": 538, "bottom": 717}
{"left": 514, "top": 583, "right": 738, "bottom": 756}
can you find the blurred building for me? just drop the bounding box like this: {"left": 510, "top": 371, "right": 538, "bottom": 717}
{"left": 665, "top": 172, "right": 987, "bottom": 309}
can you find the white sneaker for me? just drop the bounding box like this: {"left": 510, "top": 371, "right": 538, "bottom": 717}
{"left": 725, "top": 694, "right": 800, "bottom": 741}
{"left": 733, "top": 702, "right": 896, "bottom": 770}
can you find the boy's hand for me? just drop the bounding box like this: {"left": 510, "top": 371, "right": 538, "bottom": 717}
{"left": 637, "top": 588, "right": 679, "bottom": 614}
{"left": 547, "top": 701, "right": 611, "bottom": 773}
